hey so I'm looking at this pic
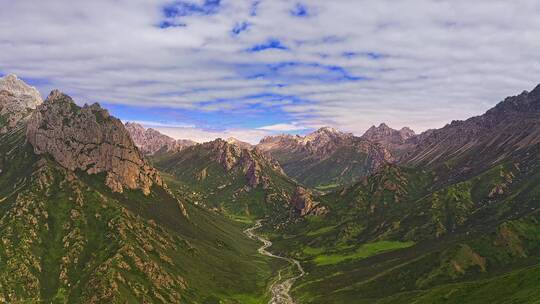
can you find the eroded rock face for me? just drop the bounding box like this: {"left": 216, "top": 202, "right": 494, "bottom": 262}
{"left": 26, "top": 90, "right": 163, "bottom": 195}
{"left": 362, "top": 123, "right": 416, "bottom": 145}
{"left": 207, "top": 139, "right": 284, "bottom": 189}
{"left": 361, "top": 123, "right": 417, "bottom": 156}
{"left": 0, "top": 74, "right": 43, "bottom": 133}
{"left": 125, "top": 122, "right": 195, "bottom": 155}
{"left": 257, "top": 127, "right": 393, "bottom": 188}
{"left": 290, "top": 186, "right": 315, "bottom": 216}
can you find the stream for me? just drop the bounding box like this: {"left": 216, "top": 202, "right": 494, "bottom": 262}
{"left": 244, "top": 220, "right": 305, "bottom": 304}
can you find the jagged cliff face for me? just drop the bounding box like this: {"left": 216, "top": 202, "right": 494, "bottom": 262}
{"left": 125, "top": 122, "right": 195, "bottom": 155}
{"left": 26, "top": 90, "right": 163, "bottom": 195}
{"left": 362, "top": 123, "right": 415, "bottom": 145}
{"left": 0, "top": 74, "right": 42, "bottom": 133}
{"left": 361, "top": 123, "right": 417, "bottom": 156}
{"left": 152, "top": 138, "right": 308, "bottom": 219}
{"left": 257, "top": 127, "right": 392, "bottom": 189}
{"left": 206, "top": 138, "right": 284, "bottom": 189}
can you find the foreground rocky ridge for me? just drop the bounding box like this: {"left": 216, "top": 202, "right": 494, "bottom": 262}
{"left": 0, "top": 75, "right": 273, "bottom": 303}
{"left": 26, "top": 90, "right": 163, "bottom": 195}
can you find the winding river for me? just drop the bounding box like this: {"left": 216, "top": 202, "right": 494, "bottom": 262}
{"left": 244, "top": 220, "right": 305, "bottom": 304}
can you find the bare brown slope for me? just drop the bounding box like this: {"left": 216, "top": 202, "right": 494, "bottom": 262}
{"left": 401, "top": 84, "right": 540, "bottom": 179}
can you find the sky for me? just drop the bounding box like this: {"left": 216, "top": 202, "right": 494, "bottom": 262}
{"left": 1, "top": 0, "right": 540, "bottom": 143}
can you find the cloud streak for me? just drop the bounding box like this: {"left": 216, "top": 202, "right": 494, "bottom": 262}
{"left": 1, "top": 0, "right": 540, "bottom": 142}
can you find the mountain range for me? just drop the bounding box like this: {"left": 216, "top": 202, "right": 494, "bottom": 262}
{"left": 3, "top": 73, "right": 540, "bottom": 303}
{"left": 125, "top": 122, "right": 196, "bottom": 155}
{"left": 256, "top": 127, "right": 393, "bottom": 190}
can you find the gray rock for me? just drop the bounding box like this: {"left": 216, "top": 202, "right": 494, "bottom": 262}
{"left": 26, "top": 90, "right": 163, "bottom": 195}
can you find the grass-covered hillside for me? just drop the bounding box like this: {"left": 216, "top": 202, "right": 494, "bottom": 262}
{"left": 0, "top": 126, "right": 279, "bottom": 303}
{"left": 152, "top": 139, "right": 302, "bottom": 222}
{"left": 267, "top": 158, "right": 540, "bottom": 303}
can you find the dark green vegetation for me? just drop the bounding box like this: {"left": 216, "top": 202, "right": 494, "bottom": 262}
{"left": 0, "top": 127, "right": 279, "bottom": 303}
{"left": 267, "top": 161, "right": 540, "bottom": 303}
{"left": 151, "top": 140, "right": 299, "bottom": 222}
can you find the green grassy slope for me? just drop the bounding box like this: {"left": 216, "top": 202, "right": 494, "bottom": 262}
{"left": 152, "top": 141, "right": 299, "bottom": 222}
{"left": 266, "top": 159, "right": 540, "bottom": 303}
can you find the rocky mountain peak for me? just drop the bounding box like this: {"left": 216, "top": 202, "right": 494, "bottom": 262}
{"left": 125, "top": 122, "right": 195, "bottom": 155}
{"left": 316, "top": 126, "right": 340, "bottom": 134}
{"left": 402, "top": 82, "right": 540, "bottom": 172}
{"left": 26, "top": 91, "right": 163, "bottom": 195}
{"left": 203, "top": 138, "right": 285, "bottom": 188}
{"left": 0, "top": 74, "right": 43, "bottom": 105}
{"left": 399, "top": 126, "right": 416, "bottom": 138}
{"left": 360, "top": 123, "right": 418, "bottom": 157}
{"left": 362, "top": 123, "right": 416, "bottom": 144}
{"left": 304, "top": 126, "right": 349, "bottom": 141}
{"left": 125, "top": 121, "right": 145, "bottom": 132}
{"left": 0, "top": 74, "right": 43, "bottom": 133}
{"left": 226, "top": 137, "right": 253, "bottom": 149}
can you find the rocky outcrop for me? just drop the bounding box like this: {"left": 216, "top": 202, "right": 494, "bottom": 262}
{"left": 125, "top": 122, "right": 195, "bottom": 155}
{"left": 226, "top": 137, "right": 253, "bottom": 150}
{"left": 290, "top": 186, "right": 315, "bottom": 216}
{"left": 207, "top": 139, "right": 283, "bottom": 189}
{"left": 257, "top": 127, "right": 392, "bottom": 188}
{"left": 362, "top": 123, "right": 415, "bottom": 145}
{"left": 362, "top": 123, "right": 416, "bottom": 156}
{"left": 26, "top": 90, "right": 163, "bottom": 195}
{"left": 0, "top": 74, "right": 43, "bottom": 133}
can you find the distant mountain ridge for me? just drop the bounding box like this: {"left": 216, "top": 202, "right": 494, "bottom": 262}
{"left": 257, "top": 127, "right": 393, "bottom": 189}
{"left": 0, "top": 74, "right": 43, "bottom": 133}
{"left": 361, "top": 123, "right": 417, "bottom": 156}
{"left": 401, "top": 83, "right": 540, "bottom": 180}
{"left": 125, "top": 122, "right": 196, "bottom": 155}
{"left": 362, "top": 123, "right": 416, "bottom": 144}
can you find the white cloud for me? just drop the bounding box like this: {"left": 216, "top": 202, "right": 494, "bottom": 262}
{"left": 257, "top": 123, "right": 308, "bottom": 132}
{"left": 123, "top": 120, "right": 195, "bottom": 129}
{"left": 1, "top": 0, "right": 540, "bottom": 137}
{"left": 152, "top": 126, "right": 271, "bottom": 145}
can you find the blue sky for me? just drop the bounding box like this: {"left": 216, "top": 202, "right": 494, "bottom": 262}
{"left": 2, "top": 0, "right": 540, "bottom": 142}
